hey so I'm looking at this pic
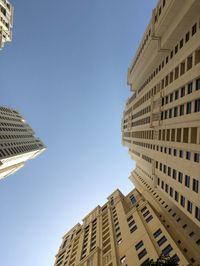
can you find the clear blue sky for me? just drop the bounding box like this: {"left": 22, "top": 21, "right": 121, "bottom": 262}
{"left": 0, "top": 1, "right": 156, "bottom": 265}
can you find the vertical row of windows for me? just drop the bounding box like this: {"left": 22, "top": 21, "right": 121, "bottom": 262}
{"left": 101, "top": 210, "right": 112, "bottom": 256}
{"left": 141, "top": 205, "right": 153, "bottom": 223}
{"left": 127, "top": 215, "right": 137, "bottom": 233}
{"left": 112, "top": 206, "right": 122, "bottom": 244}
{"left": 81, "top": 225, "right": 90, "bottom": 260}
{"left": 90, "top": 219, "right": 97, "bottom": 251}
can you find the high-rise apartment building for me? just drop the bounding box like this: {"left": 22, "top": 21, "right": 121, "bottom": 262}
{"left": 0, "top": 0, "right": 13, "bottom": 49}
{"left": 122, "top": 0, "right": 200, "bottom": 264}
{"left": 0, "top": 106, "right": 45, "bottom": 180}
{"left": 54, "top": 189, "right": 190, "bottom": 266}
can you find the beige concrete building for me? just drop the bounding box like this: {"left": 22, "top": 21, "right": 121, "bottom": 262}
{"left": 122, "top": 0, "right": 200, "bottom": 264}
{"left": 0, "top": 106, "right": 45, "bottom": 180}
{"left": 54, "top": 1, "right": 200, "bottom": 265}
{"left": 0, "top": 0, "right": 13, "bottom": 49}
{"left": 54, "top": 189, "right": 190, "bottom": 266}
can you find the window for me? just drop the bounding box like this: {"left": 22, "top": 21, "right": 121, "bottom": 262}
{"left": 157, "top": 236, "right": 167, "bottom": 246}
{"left": 120, "top": 256, "right": 126, "bottom": 264}
{"left": 153, "top": 228, "right": 162, "bottom": 238}
{"left": 177, "top": 128, "right": 182, "bottom": 142}
{"left": 180, "top": 39, "right": 183, "bottom": 49}
{"left": 141, "top": 206, "right": 147, "bottom": 213}
{"left": 146, "top": 215, "right": 153, "bottom": 223}
{"left": 196, "top": 78, "right": 200, "bottom": 90}
{"left": 170, "top": 187, "right": 173, "bottom": 197}
{"left": 195, "top": 99, "right": 200, "bottom": 112}
{"left": 171, "top": 129, "right": 175, "bottom": 141}
{"left": 195, "top": 49, "right": 200, "bottom": 65}
{"left": 189, "top": 231, "right": 194, "bottom": 237}
{"left": 110, "top": 198, "right": 115, "bottom": 206}
{"left": 192, "top": 23, "right": 197, "bottom": 35}
{"left": 162, "top": 244, "right": 173, "bottom": 256}
{"left": 175, "top": 191, "right": 179, "bottom": 202}
{"left": 174, "top": 107, "right": 178, "bottom": 117}
{"left": 194, "top": 153, "right": 200, "bottom": 162}
{"left": 172, "top": 254, "right": 180, "bottom": 263}
{"left": 127, "top": 215, "right": 133, "bottom": 222}
{"left": 175, "top": 90, "right": 179, "bottom": 100}
{"left": 143, "top": 210, "right": 150, "bottom": 218}
{"left": 196, "top": 239, "right": 200, "bottom": 246}
{"left": 181, "top": 87, "right": 185, "bottom": 97}
{"left": 167, "top": 167, "right": 171, "bottom": 176}
{"left": 185, "top": 32, "right": 190, "bottom": 43}
{"left": 175, "top": 45, "right": 178, "bottom": 54}
{"left": 170, "top": 71, "right": 173, "bottom": 83}
{"left": 193, "top": 179, "right": 199, "bottom": 193}
{"left": 130, "top": 225, "right": 137, "bottom": 233}
{"left": 174, "top": 149, "right": 177, "bottom": 156}
{"left": 179, "top": 150, "right": 183, "bottom": 158}
{"left": 178, "top": 172, "right": 183, "bottom": 183}
{"left": 135, "top": 240, "right": 144, "bottom": 251}
{"left": 183, "top": 128, "right": 189, "bottom": 143}
{"left": 169, "top": 109, "right": 172, "bottom": 118}
{"left": 186, "top": 151, "right": 191, "bottom": 160}
{"left": 187, "top": 83, "right": 193, "bottom": 94}
{"left": 187, "top": 200, "right": 193, "bottom": 213}
{"left": 138, "top": 249, "right": 147, "bottom": 260}
{"left": 195, "top": 207, "right": 200, "bottom": 221}
{"left": 185, "top": 175, "right": 190, "bottom": 187}
{"left": 191, "top": 127, "right": 197, "bottom": 143}
{"left": 186, "top": 102, "right": 191, "bottom": 114}
{"left": 172, "top": 169, "right": 177, "bottom": 179}
{"left": 180, "top": 104, "right": 184, "bottom": 116}
{"left": 128, "top": 220, "right": 135, "bottom": 227}
{"left": 174, "top": 66, "right": 179, "bottom": 79}
{"left": 170, "top": 93, "right": 173, "bottom": 102}
{"left": 180, "top": 196, "right": 185, "bottom": 207}
{"left": 130, "top": 195, "right": 137, "bottom": 205}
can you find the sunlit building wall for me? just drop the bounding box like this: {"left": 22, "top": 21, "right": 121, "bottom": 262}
{"left": 122, "top": 0, "right": 200, "bottom": 264}
{"left": 0, "top": 0, "right": 13, "bottom": 49}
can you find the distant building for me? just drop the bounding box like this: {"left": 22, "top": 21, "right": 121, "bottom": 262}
{"left": 122, "top": 0, "right": 200, "bottom": 264}
{"left": 0, "top": 0, "right": 13, "bottom": 49}
{"left": 54, "top": 189, "right": 189, "bottom": 266}
{"left": 0, "top": 107, "right": 45, "bottom": 180}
